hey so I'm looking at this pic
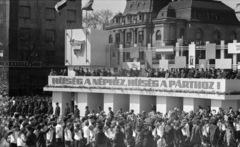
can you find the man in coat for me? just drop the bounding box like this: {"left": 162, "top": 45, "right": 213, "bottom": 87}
{"left": 55, "top": 102, "right": 60, "bottom": 117}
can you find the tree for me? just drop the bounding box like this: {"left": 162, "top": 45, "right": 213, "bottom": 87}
{"left": 83, "top": 9, "right": 114, "bottom": 29}
{"left": 19, "top": 28, "right": 45, "bottom": 64}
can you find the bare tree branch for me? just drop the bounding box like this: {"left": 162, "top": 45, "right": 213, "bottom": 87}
{"left": 83, "top": 9, "right": 114, "bottom": 29}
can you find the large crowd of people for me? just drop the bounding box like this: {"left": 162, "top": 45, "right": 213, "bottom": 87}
{"left": 0, "top": 96, "right": 240, "bottom": 147}
{"left": 50, "top": 67, "right": 240, "bottom": 79}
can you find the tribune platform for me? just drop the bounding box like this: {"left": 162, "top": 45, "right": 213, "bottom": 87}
{"left": 44, "top": 76, "right": 240, "bottom": 116}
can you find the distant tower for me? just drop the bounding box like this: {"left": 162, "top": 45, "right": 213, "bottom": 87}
{"left": 236, "top": 3, "right": 240, "bottom": 22}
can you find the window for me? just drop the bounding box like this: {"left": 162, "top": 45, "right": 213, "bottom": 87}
{"left": 45, "top": 8, "right": 56, "bottom": 20}
{"left": 156, "top": 30, "right": 161, "bottom": 40}
{"left": 21, "top": 51, "right": 29, "bottom": 61}
{"left": 195, "top": 29, "right": 203, "bottom": 45}
{"left": 67, "top": 10, "right": 76, "bottom": 22}
{"left": 19, "top": 28, "right": 30, "bottom": 40}
{"left": 139, "top": 14, "right": 144, "bottom": 21}
{"left": 115, "top": 33, "right": 120, "bottom": 43}
{"left": 138, "top": 31, "right": 144, "bottom": 42}
{"left": 45, "top": 29, "right": 55, "bottom": 42}
{"left": 19, "top": 6, "right": 30, "bottom": 19}
{"left": 116, "top": 18, "right": 119, "bottom": 23}
{"left": 215, "top": 13, "right": 220, "bottom": 20}
{"left": 46, "top": 51, "right": 55, "bottom": 63}
{"left": 180, "top": 28, "right": 185, "bottom": 38}
{"left": 127, "top": 16, "right": 131, "bottom": 23}
{"left": 109, "top": 35, "right": 113, "bottom": 43}
{"left": 193, "top": 12, "right": 199, "bottom": 19}
{"left": 207, "top": 13, "right": 210, "bottom": 19}
{"left": 213, "top": 30, "right": 220, "bottom": 42}
{"left": 230, "top": 31, "right": 237, "bottom": 41}
{"left": 127, "top": 32, "right": 131, "bottom": 43}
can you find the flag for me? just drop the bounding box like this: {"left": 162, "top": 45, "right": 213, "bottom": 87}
{"left": 82, "top": 0, "right": 94, "bottom": 11}
{"left": 70, "top": 39, "right": 85, "bottom": 55}
{"left": 0, "top": 50, "right": 3, "bottom": 57}
{"left": 145, "top": 51, "right": 152, "bottom": 69}
{"left": 55, "top": 0, "right": 67, "bottom": 14}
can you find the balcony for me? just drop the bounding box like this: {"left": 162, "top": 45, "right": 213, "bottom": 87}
{"left": 44, "top": 76, "right": 240, "bottom": 100}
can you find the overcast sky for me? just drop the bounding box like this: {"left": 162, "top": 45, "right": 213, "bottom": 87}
{"left": 82, "top": 0, "right": 240, "bottom": 13}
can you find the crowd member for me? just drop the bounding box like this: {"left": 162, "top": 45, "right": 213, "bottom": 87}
{"left": 66, "top": 67, "right": 240, "bottom": 79}
{"left": 2, "top": 98, "right": 240, "bottom": 147}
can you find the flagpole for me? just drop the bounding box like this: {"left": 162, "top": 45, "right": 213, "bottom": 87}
{"left": 86, "top": 11, "right": 88, "bottom": 63}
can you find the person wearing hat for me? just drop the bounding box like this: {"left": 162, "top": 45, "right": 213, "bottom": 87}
{"left": 55, "top": 103, "right": 60, "bottom": 117}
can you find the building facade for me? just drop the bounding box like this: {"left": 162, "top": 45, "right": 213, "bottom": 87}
{"left": 0, "top": 0, "right": 83, "bottom": 96}
{"left": 105, "top": 0, "right": 240, "bottom": 66}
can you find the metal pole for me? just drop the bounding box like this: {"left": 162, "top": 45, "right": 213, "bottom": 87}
{"left": 86, "top": 11, "right": 88, "bottom": 63}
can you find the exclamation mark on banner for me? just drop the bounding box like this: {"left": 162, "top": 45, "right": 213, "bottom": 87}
{"left": 217, "top": 82, "right": 220, "bottom": 89}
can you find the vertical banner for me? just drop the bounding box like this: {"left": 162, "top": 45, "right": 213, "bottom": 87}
{"left": 130, "top": 47, "right": 139, "bottom": 59}
{"left": 188, "top": 44, "right": 196, "bottom": 68}
{"left": 160, "top": 60, "right": 169, "bottom": 70}
{"left": 206, "top": 43, "right": 216, "bottom": 59}
{"left": 199, "top": 59, "right": 207, "bottom": 70}
{"left": 145, "top": 51, "right": 152, "bottom": 69}
{"left": 175, "top": 56, "right": 186, "bottom": 68}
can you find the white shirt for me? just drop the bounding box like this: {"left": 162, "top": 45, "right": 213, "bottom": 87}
{"left": 10, "top": 131, "right": 18, "bottom": 144}
{"left": 105, "top": 128, "right": 115, "bottom": 139}
{"left": 55, "top": 124, "right": 63, "bottom": 139}
{"left": 64, "top": 129, "right": 73, "bottom": 141}
{"left": 83, "top": 126, "right": 90, "bottom": 143}
{"left": 181, "top": 124, "right": 190, "bottom": 137}
{"left": 157, "top": 138, "right": 166, "bottom": 147}
{"left": 202, "top": 124, "right": 209, "bottom": 137}
{"left": 157, "top": 125, "right": 165, "bottom": 138}
{"left": 74, "top": 129, "right": 83, "bottom": 140}
{"left": 47, "top": 129, "right": 54, "bottom": 142}
{"left": 17, "top": 133, "right": 25, "bottom": 147}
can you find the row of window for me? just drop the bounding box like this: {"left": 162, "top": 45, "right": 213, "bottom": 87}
{"left": 109, "top": 31, "right": 144, "bottom": 44}
{"left": 19, "top": 6, "right": 76, "bottom": 22}
{"left": 193, "top": 11, "right": 220, "bottom": 20}
{"left": 114, "top": 14, "right": 145, "bottom": 24}
{"left": 19, "top": 28, "right": 56, "bottom": 42}
{"left": 109, "top": 28, "right": 238, "bottom": 45}
{"left": 195, "top": 29, "right": 237, "bottom": 42}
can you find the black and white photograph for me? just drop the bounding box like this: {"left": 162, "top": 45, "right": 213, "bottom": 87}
{"left": 1, "top": 0, "right": 240, "bottom": 147}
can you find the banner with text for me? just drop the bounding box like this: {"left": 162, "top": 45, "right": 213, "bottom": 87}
{"left": 48, "top": 76, "right": 226, "bottom": 92}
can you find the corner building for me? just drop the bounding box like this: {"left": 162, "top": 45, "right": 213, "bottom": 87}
{"left": 2, "top": 0, "right": 82, "bottom": 96}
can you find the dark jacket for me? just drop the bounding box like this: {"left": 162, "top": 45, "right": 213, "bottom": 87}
{"left": 47, "top": 106, "right": 53, "bottom": 115}
{"left": 55, "top": 106, "right": 60, "bottom": 116}
{"left": 209, "top": 124, "right": 220, "bottom": 145}
{"left": 190, "top": 125, "right": 202, "bottom": 145}
{"left": 142, "top": 129, "right": 154, "bottom": 147}
{"left": 112, "top": 130, "right": 125, "bottom": 147}
{"left": 35, "top": 129, "right": 50, "bottom": 147}
{"left": 95, "top": 131, "right": 108, "bottom": 147}
{"left": 74, "top": 108, "right": 80, "bottom": 118}
{"left": 64, "top": 107, "right": 71, "bottom": 116}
